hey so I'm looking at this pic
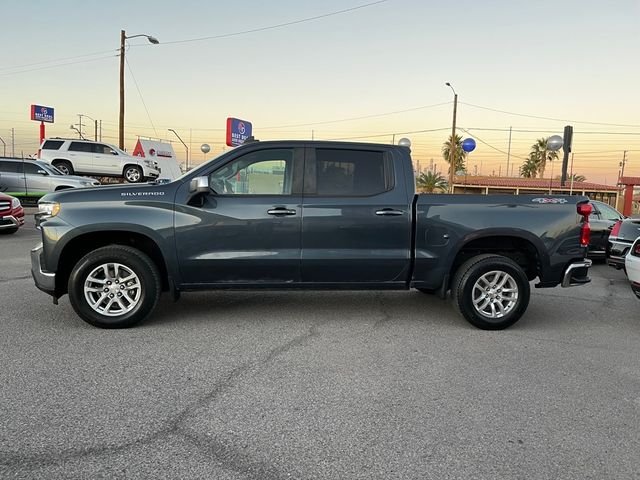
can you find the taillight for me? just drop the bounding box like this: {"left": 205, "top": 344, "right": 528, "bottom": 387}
{"left": 577, "top": 202, "right": 592, "bottom": 217}
{"left": 580, "top": 221, "right": 590, "bottom": 247}
{"left": 610, "top": 220, "right": 622, "bottom": 237}
{"left": 577, "top": 202, "right": 591, "bottom": 248}
{"left": 37, "top": 149, "right": 41, "bottom": 159}
{"left": 633, "top": 242, "right": 640, "bottom": 257}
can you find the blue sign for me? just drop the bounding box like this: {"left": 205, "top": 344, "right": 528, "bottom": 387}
{"left": 30, "top": 104, "right": 54, "bottom": 123}
{"left": 226, "top": 117, "right": 253, "bottom": 147}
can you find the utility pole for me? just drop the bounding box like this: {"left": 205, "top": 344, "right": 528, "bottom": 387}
{"left": 445, "top": 82, "right": 457, "bottom": 193}
{"left": 0, "top": 136, "right": 5, "bottom": 157}
{"left": 11, "top": 128, "right": 15, "bottom": 157}
{"left": 506, "top": 126, "right": 512, "bottom": 177}
{"left": 119, "top": 29, "right": 126, "bottom": 149}
{"left": 119, "top": 30, "right": 159, "bottom": 150}
{"left": 619, "top": 150, "right": 628, "bottom": 180}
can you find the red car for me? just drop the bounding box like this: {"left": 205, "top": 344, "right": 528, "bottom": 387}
{"left": 0, "top": 193, "right": 25, "bottom": 234}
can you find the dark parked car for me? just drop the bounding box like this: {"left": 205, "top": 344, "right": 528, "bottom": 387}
{"left": 607, "top": 217, "right": 640, "bottom": 270}
{"left": 588, "top": 200, "right": 625, "bottom": 259}
{"left": 32, "top": 140, "right": 592, "bottom": 331}
{"left": 0, "top": 192, "right": 25, "bottom": 234}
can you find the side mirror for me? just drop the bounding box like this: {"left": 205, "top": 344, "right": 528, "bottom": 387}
{"left": 37, "top": 169, "right": 48, "bottom": 175}
{"left": 189, "top": 176, "right": 210, "bottom": 194}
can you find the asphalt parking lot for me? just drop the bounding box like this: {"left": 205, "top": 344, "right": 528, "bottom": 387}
{"left": 1, "top": 216, "right": 639, "bottom": 479}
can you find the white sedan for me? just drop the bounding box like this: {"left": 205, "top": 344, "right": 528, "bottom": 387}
{"left": 625, "top": 237, "right": 640, "bottom": 299}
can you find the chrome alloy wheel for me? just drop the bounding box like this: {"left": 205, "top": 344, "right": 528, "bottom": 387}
{"left": 83, "top": 263, "right": 142, "bottom": 317}
{"left": 125, "top": 167, "right": 141, "bottom": 182}
{"left": 471, "top": 270, "right": 518, "bottom": 319}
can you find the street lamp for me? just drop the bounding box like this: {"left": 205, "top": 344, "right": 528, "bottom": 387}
{"left": 168, "top": 129, "right": 189, "bottom": 171}
{"left": 79, "top": 113, "right": 98, "bottom": 141}
{"left": 119, "top": 30, "right": 159, "bottom": 150}
{"left": 445, "top": 82, "right": 458, "bottom": 193}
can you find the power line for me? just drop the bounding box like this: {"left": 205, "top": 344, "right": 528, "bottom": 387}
{"left": 260, "top": 102, "right": 451, "bottom": 129}
{"left": 0, "top": 54, "right": 117, "bottom": 77}
{"left": 459, "top": 127, "right": 528, "bottom": 161}
{"left": 151, "top": 1, "right": 388, "bottom": 46}
{"left": 0, "top": 49, "right": 117, "bottom": 73}
{"left": 323, "top": 127, "right": 451, "bottom": 141}
{"left": 460, "top": 102, "right": 640, "bottom": 128}
{"left": 125, "top": 58, "right": 158, "bottom": 138}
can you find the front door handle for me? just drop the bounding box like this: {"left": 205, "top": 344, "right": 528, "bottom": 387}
{"left": 267, "top": 207, "right": 296, "bottom": 216}
{"left": 376, "top": 208, "right": 404, "bottom": 216}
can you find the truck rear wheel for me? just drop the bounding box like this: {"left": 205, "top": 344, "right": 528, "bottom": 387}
{"left": 68, "top": 245, "right": 161, "bottom": 328}
{"left": 451, "top": 254, "right": 530, "bottom": 330}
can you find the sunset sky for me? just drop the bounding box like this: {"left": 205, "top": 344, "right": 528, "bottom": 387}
{"left": 2, "top": 0, "right": 639, "bottom": 184}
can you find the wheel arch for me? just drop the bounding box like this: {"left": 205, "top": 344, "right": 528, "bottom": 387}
{"left": 447, "top": 229, "right": 550, "bottom": 289}
{"left": 54, "top": 228, "right": 170, "bottom": 297}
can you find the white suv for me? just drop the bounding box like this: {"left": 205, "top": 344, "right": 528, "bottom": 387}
{"left": 38, "top": 138, "right": 160, "bottom": 183}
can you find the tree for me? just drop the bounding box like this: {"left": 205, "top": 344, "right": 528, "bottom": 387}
{"left": 520, "top": 154, "right": 539, "bottom": 178}
{"left": 441, "top": 134, "right": 467, "bottom": 174}
{"left": 530, "top": 137, "right": 559, "bottom": 179}
{"left": 556, "top": 173, "right": 586, "bottom": 183}
{"left": 416, "top": 171, "right": 447, "bottom": 193}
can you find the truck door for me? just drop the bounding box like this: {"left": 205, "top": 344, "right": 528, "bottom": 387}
{"left": 67, "top": 142, "right": 94, "bottom": 173}
{"left": 301, "top": 147, "right": 411, "bottom": 284}
{"left": 92, "top": 143, "right": 121, "bottom": 175}
{"left": 174, "top": 147, "right": 303, "bottom": 285}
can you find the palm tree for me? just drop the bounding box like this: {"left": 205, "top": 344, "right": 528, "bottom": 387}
{"left": 441, "top": 134, "right": 467, "bottom": 174}
{"left": 530, "top": 137, "right": 559, "bottom": 178}
{"left": 520, "top": 154, "right": 539, "bottom": 178}
{"left": 556, "top": 173, "right": 586, "bottom": 183}
{"left": 416, "top": 171, "right": 447, "bottom": 193}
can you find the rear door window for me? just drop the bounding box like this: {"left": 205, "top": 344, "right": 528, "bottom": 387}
{"left": 68, "top": 142, "right": 93, "bottom": 152}
{"left": 42, "top": 140, "right": 64, "bottom": 150}
{"left": 308, "top": 149, "right": 394, "bottom": 196}
{"left": 0, "top": 161, "right": 22, "bottom": 173}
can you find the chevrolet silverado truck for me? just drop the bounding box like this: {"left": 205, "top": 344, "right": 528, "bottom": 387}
{"left": 31, "top": 140, "right": 593, "bottom": 330}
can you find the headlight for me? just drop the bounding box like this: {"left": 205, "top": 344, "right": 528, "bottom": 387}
{"left": 39, "top": 201, "right": 61, "bottom": 217}
{"left": 80, "top": 181, "right": 93, "bottom": 186}
{"left": 144, "top": 160, "right": 153, "bottom": 166}
{"left": 11, "top": 197, "right": 21, "bottom": 209}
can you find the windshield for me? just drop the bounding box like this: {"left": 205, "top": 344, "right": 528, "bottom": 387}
{"left": 174, "top": 151, "right": 229, "bottom": 181}
{"left": 35, "top": 161, "right": 64, "bottom": 175}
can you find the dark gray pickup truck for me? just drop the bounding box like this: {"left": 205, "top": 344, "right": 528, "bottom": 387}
{"left": 31, "top": 140, "right": 593, "bottom": 330}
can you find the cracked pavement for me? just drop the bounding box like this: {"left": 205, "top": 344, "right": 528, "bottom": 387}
{"left": 1, "top": 217, "right": 640, "bottom": 479}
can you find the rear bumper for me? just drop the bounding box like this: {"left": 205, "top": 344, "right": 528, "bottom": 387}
{"left": 30, "top": 243, "right": 56, "bottom": 296}
{"left": 561, "top": 259, "right": 592, "bottom": 287}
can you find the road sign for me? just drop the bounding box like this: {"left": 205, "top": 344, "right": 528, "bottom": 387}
{"left": 30, "top": 105, "right": 54, "bottom": 123}
{"left": 226, "top": 117, "right": 252, "bottom": 147}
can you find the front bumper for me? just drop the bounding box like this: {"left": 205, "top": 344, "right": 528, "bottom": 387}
{"left": 30, "top": 243, "right": 56, "bottom": 296}
{"left": 0, "top": 214, "right": 23, "bottom": 230}
{"left": 561, "top": 259, "right": 592, "bottom": 287}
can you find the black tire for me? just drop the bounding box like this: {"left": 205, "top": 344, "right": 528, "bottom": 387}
{"left": 52, "top": 160, "right": 74, "bottom": 175}
{"left": 68, "top": 245, "right": 161, "bottom": 328}
{"left": 124, "top": 165, "right": 143, "bottom": 183}
{"left": 0, "top": 227, "right": 19, "bottom": 235}
{"left": 451, "top": 254, "right": 530, "bottom": 330}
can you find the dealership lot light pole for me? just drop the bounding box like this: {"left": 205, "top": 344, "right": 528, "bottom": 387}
{"left": 119, "top": 30, "right": 159, "bottom": 150}
{"left": 168, "top": 129, "right": 189, "bottom": 170}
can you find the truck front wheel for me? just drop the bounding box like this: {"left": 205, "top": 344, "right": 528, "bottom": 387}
{"left": 68, "top": 246, "right": 161, "bottom": 328}
{"left": 451, "top": 254, "right": 530, "bottom": 330}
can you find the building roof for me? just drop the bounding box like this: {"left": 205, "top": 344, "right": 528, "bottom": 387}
{"left": 453, "top": 176, "right": 619, "bottom": 192}
{"left": 619, "top": 176, "right": 640, "bottom": 185}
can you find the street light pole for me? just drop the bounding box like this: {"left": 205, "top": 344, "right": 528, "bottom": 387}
{"left": 168, "top": 129, "right": 189, "bottom": 170}
{"left": 446, "top": 82, "right": 458, "bottom": 193}
{"left": 119, "top": 30, "right": 159, "bottom": 150}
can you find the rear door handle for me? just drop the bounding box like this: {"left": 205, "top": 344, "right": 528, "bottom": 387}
{"left": 267, "top": 207, "right": 296, "bottom": 216}
{"left": 376, "top": 208, "right": 404, "bottom": 216}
